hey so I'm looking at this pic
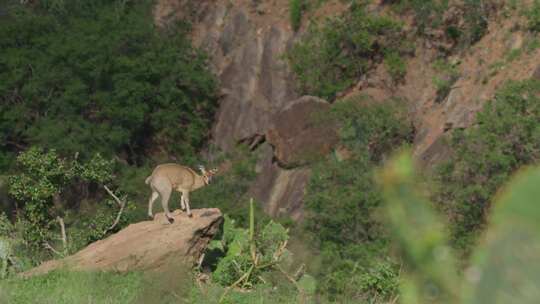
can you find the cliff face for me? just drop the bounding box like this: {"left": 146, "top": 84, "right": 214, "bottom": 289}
{"left": 154, "top": 0, "right": 540, "bottom": 219}
{"left": 155, "top": 0, "right": 313, "bottom": 219}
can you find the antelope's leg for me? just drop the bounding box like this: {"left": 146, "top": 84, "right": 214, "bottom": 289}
{"left": 183, "top": 191, "right": 192, "bottom": 217}
{"left": 180, "top": 193, "right": 186, "bottom": 211}
{"left": 156, "top": 182, "right": 174, "bottom": 224}
{"left": 148, "top": 191, "right": 159, "bottom": 219}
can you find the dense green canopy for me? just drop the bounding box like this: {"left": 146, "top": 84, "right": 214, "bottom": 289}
{"left": 0, "top": 0, "right": 218, "bottom": 169}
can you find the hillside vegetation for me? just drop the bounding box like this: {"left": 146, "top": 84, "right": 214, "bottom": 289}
{"left": 1, "top": 0, "right": 540, "bottom": 303}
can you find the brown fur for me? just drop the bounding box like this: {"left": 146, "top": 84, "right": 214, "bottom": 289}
{"left": 146, "top": 164, "right": 218, "bottom": 223}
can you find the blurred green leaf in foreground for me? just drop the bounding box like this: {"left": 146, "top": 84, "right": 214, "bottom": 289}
{"left": 379, "top": 151, "right": 540, "bottom": 304}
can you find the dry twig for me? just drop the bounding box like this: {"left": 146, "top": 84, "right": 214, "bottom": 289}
{"left": 103, "top": 185, "right": 126, "bottom": 234}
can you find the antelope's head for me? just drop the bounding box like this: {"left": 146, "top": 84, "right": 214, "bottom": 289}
{"left": 198, "top": 165, "right": 219, "bottom": 185}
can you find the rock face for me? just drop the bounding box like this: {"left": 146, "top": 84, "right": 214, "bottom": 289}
{"left": 249, "top": 144, "right": 311, "bottom": 221}
{"left": 186, "top": 1, "right": 299, "bottom": 151}
{"left": 153, "top": 1, "right": 540, "bottom": 219}
{"left": 153, "top": 1, "right": 329, "bottom": 218}
{"left": 23, "top": 209, "right": 223, "bottom": 277}
{"left": 266, "top": 96, "right": 339, "bottom": 168}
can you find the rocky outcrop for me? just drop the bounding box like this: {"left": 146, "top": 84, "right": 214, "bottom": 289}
{"left": 185, "top": 1, "right": 299, "bottom": 151}
{"left": 154, "top": 1, "right": 325, "bottom": 219}
{"left": 266, "top": 96, "right": 339, "bottom": 168}
{"left": 249, "top": 144, "right": 310, "bottom": 221}
{"left": 23, "top": 209, "right": 223, "bottom": 277}
{"left": 153, "top": 1, "right": 540, "bottom": 220}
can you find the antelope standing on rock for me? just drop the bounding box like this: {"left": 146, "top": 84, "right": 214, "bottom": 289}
{"left": 145, "top": 164, "right": 218, "bottom": 224}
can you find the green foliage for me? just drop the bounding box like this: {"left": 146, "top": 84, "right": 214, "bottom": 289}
{"left": 393, "top": 0, "right": 449, "bottom": 32}
{"left": 290, "top": 0, "right": 304, "bottom": 31}
{"left": 211, "top": 201, "right": 291, "bottom": 289}
{"left": 188, "top": 280, "right": 301, "bottom": 304}
{"left": 384, "top": 50, "right": 407, "bottom": 81}
{"left": 0, "top": 0, "right": 217, "bottom": 169}
{"left": 5, "top": 147, "right": 134, "bottom": 265}
{"left": 463, "top": 166, "right": 540, "bottom": 303}
{"left": 0, "top": 213, "right": 15, "bottom": 279}
{"left": 434, "top": 79, "right": 540, "bottom": 250}
{"left": 204, "top": 201, "right": 314, "bottom": 303}
{"left": 303, "top": 98, "right": 412, "bottom": 301}
{"left": 461, "top": 0, "right": 491, "bottom": 45}
{"left": 324, "top": 97, "right": 413, "bottom": 160}
{"left": 526, "top": 0, "right": 540, "bottom": 32}
{"left": 7, "top": 147, "right": 112, "bottom": 250}
{"left": 190, "top": 147, "right": 260, "bottom": 227}
{"left": 432, "top": 58, "right": 460, "bottom": 103}
{"left": 379, "top": 152, "right": 460, "bottom": 303}
{"left": 393, "top": 0, "right": 492, "bottom": 46}
{"left": 379, "top": 152, "right": 540, "bottom": 304}
{"left": 286, "top": 4, "right": 404, "bottom": 99}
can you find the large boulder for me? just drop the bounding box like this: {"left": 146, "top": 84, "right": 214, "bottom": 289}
{"left": 249, "top": 144, "right": 311, "bottom": 221}
{"left": 23, "top": 208, "right": 223, "bottom": 277}
{"left": 266, "top": 96, "right": 339, "bottom": 168}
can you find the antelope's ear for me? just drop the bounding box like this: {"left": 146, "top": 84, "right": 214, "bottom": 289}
{"left": 210, "top": 168, "right": 219, "bottom": 175}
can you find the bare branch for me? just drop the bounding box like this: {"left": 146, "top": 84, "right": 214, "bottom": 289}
{"left": 197, "top": 253, "right": 205, "bottom": 269}
{"left": 43, "top": 242, "right": 62, "bottom": 257}
{"left": 104, "top": 185, "right": 123, "bottom": 207}
{"left": 103, "top": 185, "right": 126, "bottom": 233}
{"left": 56, "top": 216, "right": 67, "bottom": 251}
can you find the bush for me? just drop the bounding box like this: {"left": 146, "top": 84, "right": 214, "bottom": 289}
{"left": 290, "top": 0, "right": 303, "bottom": 31}
{"left": 392, "top": 0, "right": 493, "bottom": 46}
{"left": 6, "top": 147, "right": 133, "bottom": 264}
{"left": 434, "top": 79, "right": 540, "bottom": 251}
{"left": 380, "top": 152, "right": 540, "bottom": 304}
{"left": 432, "top": 58, "right": 460, "bottom": 103}
{"left": 302, "top": 97, "right": 412, "bottom": 301}
{"left": 385, "top": 50, "right": 407, "bottom": 81}
{"left": 287, "top": 4, "right": 404, "bottom": 100}
{"left": 392, "top": 0, "right": 448, "bottom": 32}
{"left": 0, "top": 1, "right": 218, "bottom": 169}
{"left": 526, "top": 0, "right": 540, "bottom": 32}
{"left": 189, "top": 146, "right": 261, "bottom": 227}
{"left": 202, "top": 201, "right": 312, "bottom": 303}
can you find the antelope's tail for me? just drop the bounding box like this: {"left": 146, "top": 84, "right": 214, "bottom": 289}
{"left": 145, "top": 175, "right": 152, "bottom": 185}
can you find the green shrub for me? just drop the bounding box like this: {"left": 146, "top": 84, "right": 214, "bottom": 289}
{"left": 385, "top": 50, "right": 407, "bottom": 81}
{"left": 323, "top": 97, "right": 413, "bottom": 159}
{"left": 190, "top": 146, "right": 261, "bottom": 227}
{"left": 392, "top": 0, "right": 448, "bottom": 32}
{"left": 380, "top": 151, "right": 540, "bottom": 304}
{"left": 432, "top": 58, "right": 460, "bottom": 103}
{"left": 393, "top": 0, "right": 492, "bottom": 46}
{"left": 302, "top": 97, "right": 413, "bottom": 301}
{"left": 6, "top": 147, "right": 133, "bottom": 264}
{"left": 434, "top": 79, "right": 540, "bottom": 251}
{"left": 0, "top": 1, "right": 218, "bottom": 170}
{"left": 526, "top": 0, "right": 540, "bottom": 32}
{"left": 287, "top": 4, "right": 403, "bottom": 100}
{"left": 204, "top": 201, "right": 311, "bottom": 303}
{"left": 290, "top": 0, "right": 303, "bottom": 31}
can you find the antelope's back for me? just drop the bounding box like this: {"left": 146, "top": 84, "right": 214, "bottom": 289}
{"left": 152, "top": 163, "right": 196, "bottom": 187}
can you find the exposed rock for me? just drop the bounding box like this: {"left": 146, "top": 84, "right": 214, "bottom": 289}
{"left": 185, "top": 3, "right": 299, "bottom": 151}
{"left": 153, "top": 0, "right": 540, "bottom": 219}
{"left": 533, "top": 65, "right": 540, "bottom": 80}
{"left": 249, "top": 144, "right": 310, "bottom": 221}
{"left": 22, "top": 209, "right": 223, "bottom": 277}
{"left": 266, "top": 96, "right": 339, "bottom": 168}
